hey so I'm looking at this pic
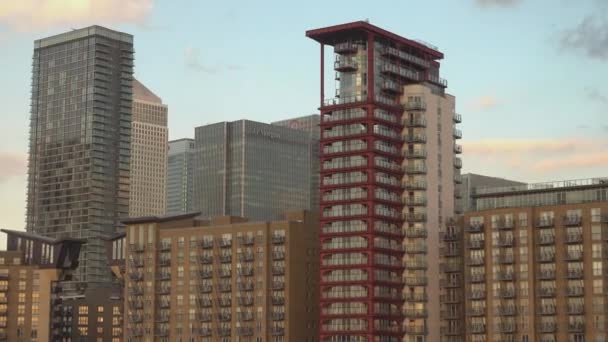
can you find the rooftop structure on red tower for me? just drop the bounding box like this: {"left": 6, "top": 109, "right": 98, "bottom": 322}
{"left": 307, "top": 21, "right": 461, "bottom": 342}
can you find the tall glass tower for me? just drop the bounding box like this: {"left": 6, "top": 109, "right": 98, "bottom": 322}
{"left": 27, "top": 26, "right": 134, "bottom": 284}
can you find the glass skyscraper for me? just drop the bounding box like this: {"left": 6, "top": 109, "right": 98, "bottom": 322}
{"left": 167, "top": 138, "right": 196, "bottom": 214}
{"left": 26, "top": 26, "right": 133, "bottom": 284}
{"left": 193, "top": 119, "right": 319, "bottom": 221}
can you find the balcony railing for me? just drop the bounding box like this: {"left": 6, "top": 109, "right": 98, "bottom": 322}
{"left": 403, "top": 101, "right": 427, "bottom": 111}
{"left": 403, "top": 149, "right": 427, "bottom": 159}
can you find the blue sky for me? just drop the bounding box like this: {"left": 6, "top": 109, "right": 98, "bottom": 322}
{"left": 0, "top": 0, "right": 607, "bottom": 230}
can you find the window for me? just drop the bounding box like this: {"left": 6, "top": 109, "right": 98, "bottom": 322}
{"left": 97, "top": 306, "right": 104, "bottom": 313}
{"left": 79, "top": 306, "right": 88, "bottom": 315}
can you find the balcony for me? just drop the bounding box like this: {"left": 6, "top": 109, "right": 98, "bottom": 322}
{"left": 497, "top": 305, "right": 517, "bottom": 316}
{"left": 538, "top": 287, "right": 556, "bottom": 297}
{"left": 273, "top": 266, "right": 285, "bottom": 275}
{"left": 403, "top": 213, "right": 427, "bottom": 222}
{"left": 334, "top": 57, "right": 358, "bottom": 72}
{"left": 454, "top": 143, "right": 463, "bottom": 154}
{"left": 219, "top": 254, "right": 232, "bottom": 263}
{"left": 538, "top": 253, "right": 555, "bottom": 263}
{"left": 381, "top": 46, "right": 430, "bottom": 68}
{"left": 495, "top": 289, "right": 514, "bottom": 300}
{"left": 566, "top": 232, "right": 583, "bottom": 244}
{"left": 272, "top": 251, "right": 284, "bottom": 260}
{"left": 238, "top": 282, "right": 254, "bottom": 291}
{"left": 404, "top": 308, "right": 428, "bottom": 318}
{"left": 197, "top": 299, "right": 212, "bottom": 307}
{"left": 198, "top": 270, "right": 212, "bottom": 278}
{"left": 404, "top": 292, "right": 428, "bottom": 302}
{"left": 403, "top": 149, "right": 427, "bottom": 159}
{"left": 470, "top": 324, "right": 486, "bottom": 334}
{"left": 468, "top": 257, "right": 485, "bottom": 266}
{"left": 129, "top": 244, "right": 144, "bottom": 253}
{"left": 217, "top": 327, "right": 232, "bottom": 336}
{"left": 568, "top": 305, "right": 585, "bottom": 315}
{"left": 272, "top": 296, "right": 285, "bottom": 305}
{"left": 237, "top": 327, "right": 254, "bottom": 336}
{"left": 238, "top": 296, "right": 254, "bottom": 306}
{"left": 154, "top": 329, "right": 169, "bottom": 337}
{"left": 469, "top": 291, "right": 486, "bottom": 300}
{"left": 198, "top": 313, "right": 212, "bottom": 322}
{"left": 198, "top": 284, "right": 212, "bottom": 293}
{"left": 158, "top": 242, "right": 171, "bottom": 251}
{"left": 404, "top": 260, "right": 427, "bottom": 269}
{"left": 219, "top": 239, "right": 232, "bottom": 248}
{"left": 334, "top": 42, "right": 358, "bottom": 54}
{"left": 381, "top": 63, "right": 420, "bottom": 81}
{"left": 404, "top": 244, "right": 427, "bottom": 254}
{"left": 498, "top": 272, "right": 515, "bottom": 281}
{"left": 272, "top": 235, "right": 286, "bottom": 244}
{"left": 563, "top": 215, "right": 582, "bottom": 226}
{"left": 159, "top": 272, "right": 171, "bottom": 280}
{"left": 158, "top": 257, "right": 171, "bottom": 266}
{"left": 468, "top": 222, "right": 484, "bottom": 233}
{"left": 404, "top": 134, "right": 427, "bottom": 144}
{"left": 468, "top": 307, "right": 485, "bottom": 317}
{"left": 271, "top": 327, "right": 285, "bottom": 336}
{"left": 565, "top": 252, "right": 583, "bottom": 261}
{"left": 404, "top": 276, "right": 428, "bottom": 286}
{"left": 238, "top": 235, "right": 255, "bottom": 245}
{"left": 538, "top": 322, "right": 557, "bottom": 333}
{"left": 468, "top": 239, "right": 485, "bottom": 249}
{"left": 538, "top": 270, "right": 556, "bottom": 280}
{"left": 199, "top": 239, "right": 213, "bottom": 249}
{"left": 381, "top": 80, "right": 402, "bottom": 94}
{"left": 441, "top": 262, "right": 461, "bottom": 273}
{"left": 454, "top": 174, "right": 462, "bottom": 184}
{"left": 453, "top": 129, "right": 462, "bottom": 140}
{"left": 498, "top": 237, "right": 514, "bottom": 247}
{"left": 403, "top": 117, "right": 426, "bottom": 127}
{"left": 540, "top": 305, "right": 557, "bottom": 315}
{"left": 497, "top": 324, "right": 517, "bottom": 333}
{"left": 499, "top": 254, "right": 514, "bottom": 264}
{"left": 403, "top": 181, "right": 426, "bottom": 190}
{"left": 469, "top": 273, "right": 485, "bottom": 283}
{"left": 453, "top": 113, "right": 462, "bottom": 123}
{"left": 568, "top": 322, "right": 585, "bottom": 332}
{"left": 566, "top": 269, "right": 584, "bottom": 279}
{"left": 567, "top": 286, "right": 585, "bottom": 297}
{"left": 403, "top": 101, "right": 427, "bottom": 111}
{"left": 538, "top": 234, "right": 555, "bottom": 245}
{"left": 440, "top": 231, "right": 459, "bottom": 241}
{"left": 496, "top": 220, "right": 515, "bottom": 230}
{"left": 129, "top": 272, "right": 144, "bottom": 281}
{"left": 198, "top": 255, "right": 213, "bottom": 264}
{"left": 404, "top": 326, "right": 428, "bottom": 335}
{"left": 537, "top": 218, "right": 555, "bottom": 228}
{"left": 156, "top": 286, "right": 171, "bottom": 294}
{"left": 403, "top": 196, "right": 427, "bottom": 206}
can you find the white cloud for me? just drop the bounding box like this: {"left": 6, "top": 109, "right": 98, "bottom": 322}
{"left": 0, "top": 0, "right": 154, "bottom": 32}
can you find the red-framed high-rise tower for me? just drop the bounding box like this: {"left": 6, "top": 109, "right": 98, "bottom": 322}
{"left": 307, "top": 21, "right": 453, "bottom": 342}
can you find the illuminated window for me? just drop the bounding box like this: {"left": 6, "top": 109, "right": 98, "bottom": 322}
{"left": 79, "top": 306, "right": 88, "bottom": 315}
{"left": 78, "top": 316, "right": 88, "bottom": 325}
{"left": 97, "top": 316, "right": 103, "bottom": 323}
{"left": 97, "top": 306, "right": 103, "bottom": 313}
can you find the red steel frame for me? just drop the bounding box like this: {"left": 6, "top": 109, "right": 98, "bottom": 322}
{"left": 307, "top": 21, "right": 444, "bottom": 341}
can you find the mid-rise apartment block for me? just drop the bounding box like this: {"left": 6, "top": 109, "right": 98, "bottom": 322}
{"left": 440, "top": 178, "right": 608, "bottom": 342}
{"left": 0, "top": 229, "right": 82, "bottom": 341}
{"left": 307, "top": 21, "right": 460, "bottom": 341}
{"left": 193, "top": 119, "right": 320, "bottom": 220}
{"left": 167, "top": 138, "right": 196, "bottom": 214}
{"left": 26, "top": 26, "right": 134, "bottom": 284}
{"left": 129, "top": 78, "right": 168, "bottom": 217}
{"left": 107, "top": 210, "right": 319, "bottom": 341}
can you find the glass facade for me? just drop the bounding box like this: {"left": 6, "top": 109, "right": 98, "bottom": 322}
{"left": 26, "top": 26, "right": 133, "bottom": 284}
{"left": 193, "top": 120, "right": 319, "bottom": 220}
{"left": 166, "top": 139, "right": 196, "bottom": 214}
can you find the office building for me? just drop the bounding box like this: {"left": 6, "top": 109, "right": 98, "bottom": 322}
{"left": 193, "top": 119, "right": 319, "bottom": 220}
{"left": 440, "top": 178, "right": 608, "bottom": 342}
{"left": 307, "top": 21, "right": 460, "bottom": 341}
{"left": 0, "top": 229, "right": 82, "bottom": 341}
{"left": 129, "top": 78, "right": 168, "bottom": 217}
{"left": 26, "top": 26, "right": 134, "bottom": 284}
{"left": 107, "top": 210, "right": 319, "bottom": 341}
{"left": 272, "top": 114, "right": 321, "bottom": 139}
{"left": 459, "top": 173, "right": 525, "bottom": 213}
{"left": 166, "top": 138, "right": 196, "bottom": 214}
{"left": 272, "top": 114, "right": 321, "bottom": 211}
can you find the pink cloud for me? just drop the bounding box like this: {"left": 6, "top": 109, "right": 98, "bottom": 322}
{"left": 468, "top": 95, "right": 501, "bottom": 111}
{"left": 532, "top": 152, "right": 608, "bottom": 172}
{"left": 0, "top": 0, "right": 154, "bottom": 32}
{"left": 0, "top": 152, "right": 27, "bottom": 182}
{"left": 462, "top": 137, "right": 608, "bottom": 179}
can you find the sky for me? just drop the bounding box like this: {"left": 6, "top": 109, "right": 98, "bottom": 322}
{"left": 0, "top": 0, "right": 607, "bottom": 231}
